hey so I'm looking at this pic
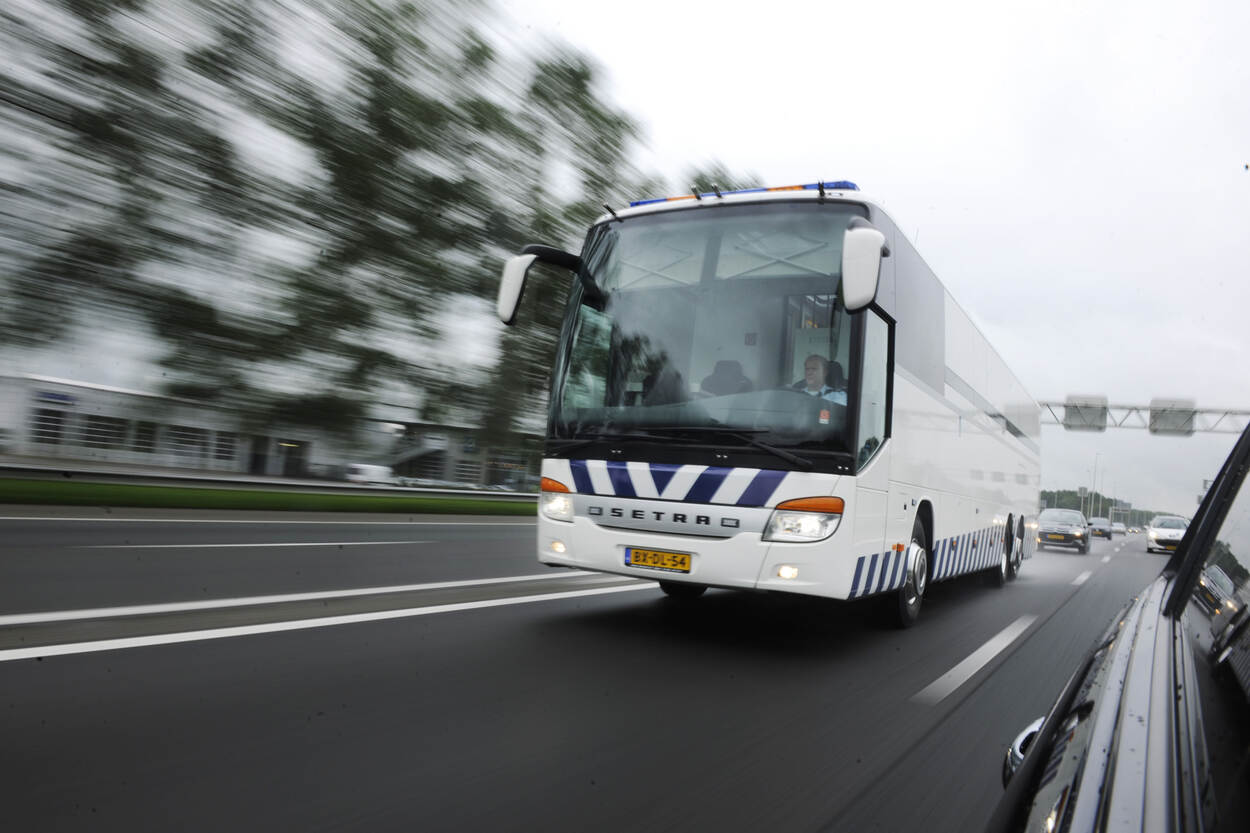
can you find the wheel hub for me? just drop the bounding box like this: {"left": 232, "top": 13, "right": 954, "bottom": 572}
{"left": 906, "top": 541, "right": 928, "bottom": 601}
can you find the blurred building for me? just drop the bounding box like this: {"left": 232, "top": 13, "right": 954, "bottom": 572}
{"left": 0, "top": 374, "right": 541, "bottom": 488}
{"left": 389, "top": 418, "right": 541, "bottom": 490}
{"left": 0, "top": 374, "right": 334, "bottom": 476}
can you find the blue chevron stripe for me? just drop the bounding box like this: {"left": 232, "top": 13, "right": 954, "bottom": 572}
{"left": 863, "top": 552, "right": 879, "bottom": 593}
{"left": 649, "top": 463, "right": 679, "bottom": 495}
{"left": 569, "top": 460, "right": 593, "bottom": 494}
{"left": 875, "top": 551, "right": 893, "bottom": 593}
{"left": 888, "top": 548, "right": 903, "bottom": 590}
{"left": 849, "top": 556, "right": 865, "bottom": 598}
{"left": 605, "top": 460, "right": 635, "bottom": 498}
{"left": 737, "top": 469, "right": 787, "bottom": 507}
{"left": 683, "top": 466, "right": 732, "bottom": 503}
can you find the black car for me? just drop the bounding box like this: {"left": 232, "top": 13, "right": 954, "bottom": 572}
{"left": 1035, "top": 508, "right": 1090, "bottom": 554}
{"left": 1088, "top": 516, "right": 1112, "bottom": 539}
{"left": 989, "top": 425, "right": 1250, "bottom": 833}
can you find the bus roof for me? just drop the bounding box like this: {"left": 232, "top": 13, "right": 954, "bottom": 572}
{"left": 598, "top": 183, "right": 875, "bottom": 225}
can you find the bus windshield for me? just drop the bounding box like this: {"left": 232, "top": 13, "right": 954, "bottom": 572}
{"left": 549, "top": 202, "right": 869, "bottom": 459}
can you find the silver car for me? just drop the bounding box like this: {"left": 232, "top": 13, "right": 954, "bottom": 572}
{"left": 1145, "top": 514, "right": 1187, "bottom": 553}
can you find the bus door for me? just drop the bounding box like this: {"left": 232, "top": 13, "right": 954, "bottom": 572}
{"left": 853, "top": 310, "right": 893, "bottom": 575}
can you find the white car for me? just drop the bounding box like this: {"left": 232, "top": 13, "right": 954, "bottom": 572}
{"left": 1145, "top": 515, "right": 1188, "bottom": 553}
{"left": 345, "top": 464, "right": 395, "bottom": 485}
{"left": 1112, "top": 521, "right": 1127, "bottom": 535}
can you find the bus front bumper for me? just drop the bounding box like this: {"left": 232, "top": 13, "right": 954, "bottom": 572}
{"left": 536, "top": 515, "right": 860, "bottom": 600}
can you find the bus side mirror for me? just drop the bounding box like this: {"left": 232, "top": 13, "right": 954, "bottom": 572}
{"left": 497, "top": 245, "right": 584, "bottom": 325}
{"left": 497, "top": 254, "right": 537, "bottom": 325}
{"left": 842, "top": 223, "right": 887, "bottom": 311}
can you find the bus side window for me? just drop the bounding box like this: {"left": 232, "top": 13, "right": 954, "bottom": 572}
{"left": 562, "top": 306, "right": 612, "bottom": 409}
{"left": 857, "top": 312, "right": 891, "bottom": 468}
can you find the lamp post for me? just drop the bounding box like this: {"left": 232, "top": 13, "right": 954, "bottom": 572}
{"left": 1090, "top": 453, "right": 1101, "bottom": 517}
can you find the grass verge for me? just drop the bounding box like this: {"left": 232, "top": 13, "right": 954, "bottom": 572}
{"left": 0, "top": 478, "right": 536, "bottom": 515}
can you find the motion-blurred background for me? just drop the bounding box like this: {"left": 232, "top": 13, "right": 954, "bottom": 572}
{"left": 1, "top": 0, "right": 727, "bottom": 488}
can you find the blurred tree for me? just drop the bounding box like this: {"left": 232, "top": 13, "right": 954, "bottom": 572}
{"left": 685, "top": 163, "right": 761, "bottom": 194}
{"left": 1, "top": 0, "right": 750, "bottom": 461}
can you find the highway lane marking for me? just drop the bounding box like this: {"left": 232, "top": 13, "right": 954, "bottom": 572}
{"left": 1072, "top": 570, "right": 1093, "bottom": 586}
{"left": 0, "top": 517, "right": 535, "bottom": 525}
{"left": 1101, "top": 556, "right": 1112, "bottom": 563}
{"left": 0, "top": 583, "right": 654, "bottom": 663}
{"left": 911, "top": 615, "right": 1038, "bottom": 705}
{"left": 0, "top": 571, "right": 619, "bottom": 626}
{"left": 80, "top": 540, "right": 434, "bottom": 549}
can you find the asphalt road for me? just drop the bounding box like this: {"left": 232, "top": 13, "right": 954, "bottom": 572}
{"left": 0, "top": 510, "right": 1167, "bottom": 833}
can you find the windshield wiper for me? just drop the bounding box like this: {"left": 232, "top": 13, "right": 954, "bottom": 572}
{"left": 641, "top": 425, "right": 813, "bottom": 469}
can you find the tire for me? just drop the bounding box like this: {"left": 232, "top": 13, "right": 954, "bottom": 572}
{"left": 659, "top": 580, "right": 706, "bottom": 600}
{"left": 986, "top": 523, "right": 1009, "bottom": 587}
{"left": 890, "top": 518, "right": 928, "bottom": 628}
{"left": 986, "top": 545, "right": 1008, "bottom": 587}
{"left": 1007, "top": 519, "right": 1023, "bottom": 580}
{"left": 1079, "top": 540, "right": 1089, "bottom": 555}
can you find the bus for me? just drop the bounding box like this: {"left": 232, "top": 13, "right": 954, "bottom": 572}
{"left": 497, "top": 181, "right": 1040, "bottom": 626}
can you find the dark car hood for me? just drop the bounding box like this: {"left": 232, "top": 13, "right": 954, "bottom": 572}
{"left": 992, "top": 576, "right": 1172, "bottom": 833}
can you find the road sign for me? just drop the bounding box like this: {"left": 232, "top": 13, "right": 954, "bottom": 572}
{"left": 1149, "top": 398, "right": 1197, "bottom": 436}
{"left": 1064, "top": 396, "right": 1108, "bottom": 432}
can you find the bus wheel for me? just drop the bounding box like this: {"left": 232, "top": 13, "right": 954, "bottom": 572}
{"left": 987, "top": 543, "right": 1009, "bottom": 587}
{"left": 892, "top": 519, "right": 928, "bottom": 628}
{"left": 659, "top": 581, "right": 706, "bottom": 600}
{"left": 1007, "top": 519, "right": 1024, "bottom": 580}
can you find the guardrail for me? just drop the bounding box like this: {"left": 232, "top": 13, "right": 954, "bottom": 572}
{"left": 0, "top": 462, "right": 538, "bottom": 502}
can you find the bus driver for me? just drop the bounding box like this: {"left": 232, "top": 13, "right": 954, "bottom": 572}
{"left": 794, "top": 354, "right": 846, "bottom": 404}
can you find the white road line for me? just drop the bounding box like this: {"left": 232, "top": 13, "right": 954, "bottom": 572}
{"left": 912, "top": 615, "right": 1037, "bottom": 705}
{"left": 0, "top": 517, "right": 535, "bottom": 525}
{"left": 0, "top": 571, "right": 618, "bottom": 626}
{"left": 1072, "top": 570, "right": 1093, "bottom": 586}
{"left": 81, "top": 540, "right": 433, "bottom": 549}
{"left": 1101, "top": 556, "right": 1112, "bottom": 563}
{"left": 0, "top": 583, "right": 654, "bottom": 663}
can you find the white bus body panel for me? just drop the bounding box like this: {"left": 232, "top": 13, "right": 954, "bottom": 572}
{"left": 536, "top": 189, "right": 1040, "bottom": 603}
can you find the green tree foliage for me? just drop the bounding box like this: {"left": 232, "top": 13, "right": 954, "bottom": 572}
{"left": 2, "top": 0, "right": 747, "bottom": 454}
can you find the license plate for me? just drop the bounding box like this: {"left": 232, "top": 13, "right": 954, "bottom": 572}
{"left": 1163, "top": 543, "right": 1177, "bottom": 550}
{"left": 625, "top": 547, "right": 691, "bottom": 573}
{"left": 1047, "top": 534, "right": 1065, "bottom": 540}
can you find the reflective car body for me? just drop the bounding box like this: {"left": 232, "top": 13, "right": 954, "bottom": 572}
{"left": 1195, "top": 564, "right": 1236, "bottom": 616}
{"left": 1145, "top": 514, "right": 1188, "bottom": 553}
{"left": 1036, "top": 508, "right": 1090, "bottom": 554}
{"left": 989, "top": 426, "right": 1250, "bottom": 833}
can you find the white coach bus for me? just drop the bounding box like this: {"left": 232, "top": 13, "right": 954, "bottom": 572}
{"left": 497, "top": 181, "right": 1039, "bottom": 626}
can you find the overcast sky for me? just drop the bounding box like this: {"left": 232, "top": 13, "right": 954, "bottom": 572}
{"left": 504, "top": 0, "right": 1250, "bottom": 515}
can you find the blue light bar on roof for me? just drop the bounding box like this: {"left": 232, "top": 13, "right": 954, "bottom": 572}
{"left": 628, "top": 181, "right": 859, "bottom": 207}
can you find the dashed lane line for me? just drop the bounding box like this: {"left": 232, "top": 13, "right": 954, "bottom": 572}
{"left": 1072, "top": 570, "right": 1093, "bottom": 586}
{"left": 912, "top": 615, "right": 1038, "bottom": 704}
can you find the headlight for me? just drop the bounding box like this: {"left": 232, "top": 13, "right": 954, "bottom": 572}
{"left": 539, "top": 477, "right": 574, "bottom": 523}
{"left": 764, "top": 511, "right": 841, "bottom": 542}
{"left": 763, "top": 497, "right": 844, "bottom": 543}
{"left": 540, "top": 492, "right": 574, "bottom": 522}
{"left": 1148, "top": 530, "right": 1158, "bottom": 539}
